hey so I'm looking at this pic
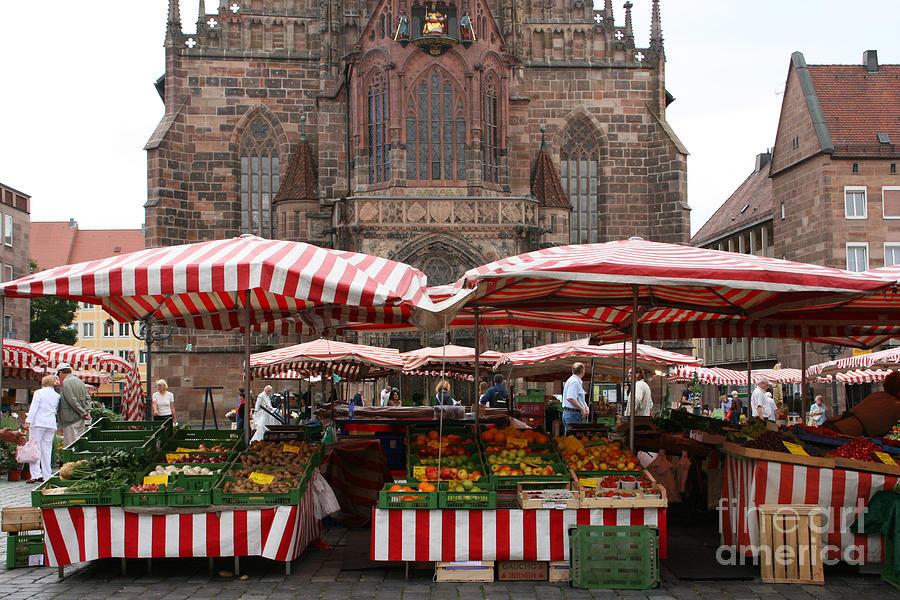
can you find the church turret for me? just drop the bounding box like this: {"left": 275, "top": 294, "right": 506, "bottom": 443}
{"left": 605, "top": 0, "right": 614, "bottom": 19}
{"left": 623, "top": 2, "right": 634, "bottom": 47}
{"left": 195, "top": 0, "right": 207, "bottom": 33}
{"left": 165, "top": 0, "right": 181, "bottom": 45}
{"left": 650, "top": 0, "right": 663, "bottom": 51}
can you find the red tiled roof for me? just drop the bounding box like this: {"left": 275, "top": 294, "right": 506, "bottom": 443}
{"left": 808, "top": 64, "right": 900, "bottom": 153}
{"left": 531, "top": 147, "right": 570, "bottom": 209}
{"left": 691, "top": 159, "right": 773, "bottom": 247}
{"left": 31, "top": 223, "right": 144, "bottom": 270}
{"left": 30, "top": 222, "right": 77, "bottom": 271}
{"left": 274, "top": 138, "right": 317, "bottom": 203}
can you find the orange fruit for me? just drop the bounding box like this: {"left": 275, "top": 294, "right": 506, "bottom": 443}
{"left": 418, "top": 482, "right": 436, "bottom": 492}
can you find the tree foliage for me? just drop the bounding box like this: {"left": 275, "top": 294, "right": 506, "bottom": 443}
{"left": 28, "top": 259, "right": 78, "bottom": 344}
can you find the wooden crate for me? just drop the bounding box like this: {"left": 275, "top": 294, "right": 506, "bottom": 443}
{"left": 577, "top": 470, "right": 668, "bottom": 509}
{"left": 435, "top": 561, "right": 495, "bottom": 582}
{"left": 497, "top": 560, "right": 549, "bottom": 581}
{"left": 758, "top": 504, "right": 825, "bottom": 585}
{"left": 722, "top": 441, "right": 837, "bottom": 469}
{"left": 517, "top": 489, "right": 580, "bottom": 510}
{"left": 1, "top": 508, "right": 42, "bottom": 533}
{"left": 548, "top": 561, "right": 570, "bottom": 583}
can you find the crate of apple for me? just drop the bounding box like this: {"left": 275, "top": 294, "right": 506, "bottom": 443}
{"left": 561, "top": 442, "right": 641, "bottom": 473}
{"left": 490, "top": 462, "right": 560, "bottom": 477}
{"left": 411, "top": 431, "right": 476, "bottom": 447}
{"left": 411, "top": 443, "right": 475, "bottom": 459}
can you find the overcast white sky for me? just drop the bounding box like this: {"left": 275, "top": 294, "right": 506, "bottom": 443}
{"left": 1, "top": 1, "right": 898, "bottom": 236}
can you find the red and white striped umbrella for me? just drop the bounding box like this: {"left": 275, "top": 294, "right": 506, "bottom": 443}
{"left": 809, "top": 346, "right": 900, "bottom": 376}
{"left": 31, "top": 340, "right": 130, "bottom": 373}
{"left": 497, "top": 338, "right": 701, "bottom": 380}
{"left": 2, "top": 338, "right": 47, "bottom": 370}
{"left": 670, "top": 366, "right": 748, "bottom": 386}
{"left": 121, "top": 351, "right": 145, "bottom": 421}
{"left": 250, "top": 338, "right": 403, "bottom": 380}
{"left": 829, "top": 369, "right": 893, "bottom": 384}
{"left": 401, "top": 345, "right": 502, "bottom": 374}
{"left": 0, "top": 235, "right": 435, "bottom": 335}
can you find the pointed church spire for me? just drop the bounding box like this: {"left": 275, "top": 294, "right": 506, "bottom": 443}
{"left": 275, "top": 116, "right": 317, "bottom": 206}
{"left": 196, "top": 0, "right": 207, "bottom": 31}
{"left": 623, "top": 2, "right": 634, "bottom": 46}
{"left": 166, "top": 0, "right": 182, "bottom": 45}
{"left": 605, "top": 0, "right": 613, "bottom": 18}
{"left": 531, "top": 128, "right": 569, "bottom": 210}
{"left": 650, "top": 0, "right": 663, "bottom": 48}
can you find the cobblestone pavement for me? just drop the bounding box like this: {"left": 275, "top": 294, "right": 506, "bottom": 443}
{"left": 0, "top": 480, "right": 896, "bottom": 599}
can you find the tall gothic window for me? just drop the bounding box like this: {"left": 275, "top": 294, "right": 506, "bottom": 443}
{"left": 560, "top": 119, "right": 599, "bottom": 244}
{"left": 240, "top": 118, "right": 279, "bottom": 237}
{"left": 367, "top": 73, "right": 390, "bottom": 184}
{"left": 482, "top": 77, "right": 499, "bottom": 183}
{"left": 406, "top": 70, "right": 466, "bottom": 181}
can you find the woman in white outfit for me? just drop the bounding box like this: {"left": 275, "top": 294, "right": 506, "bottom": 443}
{"left": 251, "top": 385, "right": 276, "bottom": 442}
{"left": 152, "top": 379, "right": 177, "bottom": 424}
{"left": 24, "top": 375, "right": 60, "bottom": 483}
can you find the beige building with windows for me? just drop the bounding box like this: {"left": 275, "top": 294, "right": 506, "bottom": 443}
{"left": 0, "top": 182, "right": 31, "bottom": 342}
{"left": 30, "top": 221, "right": 147, "bottom": 379}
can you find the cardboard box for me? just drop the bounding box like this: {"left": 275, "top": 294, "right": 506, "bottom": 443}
{"left": 497, "top": 560, "right": 549, "bottom": 581}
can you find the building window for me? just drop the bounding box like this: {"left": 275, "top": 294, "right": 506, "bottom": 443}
{"left": 366, "top": 72, "right": 390, "bottom": 184}
{"left": 791, "top": 136, "right": 799, "bottom": 149}
{"left": 405, "top": 69, "right": 466, "bottom": 181}
{"left": 3, "top": 264, "right": 11, "bottom": 282}
{"left": 844, "top": 186, "right": 867, "bottom": 219}
{"left": 882, "top": 187, "right": 900, "bottom": 219}
{"left": 117, "top": 350, "right": 128, "bottom": 359}
{"left": 2, "top": 314, "right": 12, "bottom": 338}
{"left": 82, "top": 322, "right": 95, "bottom": 338}
{"left": 139, "top": 351, "right": 148, "bottom": 364}
{"left": 846, "top": 243, "right": 869, "bottom": 272}
{"left": 852, "top": 162, "right": 859, "bottom": 174}
{"left": 482, "top": 77, "right": 499, "bottom": 183}
{"left": 102, "top": 320, "right": 115, "bottom": 337}
{"left": 892, "top": 163, "right": 897, "bottom": 175}
{"left": 240, "top": 118, "right": 280, "bottom": 238}
{"left": 3, "top": 214, "right": 11, "bottom": 246}
{"left": 118, "top": 322, "right": 130, "bottom": 337}
{"left": 884, "top": 244, "right": 900, "bottom": 267}
{"left": 780, "top": 203, "right": 785, "bottom": 220}
{"left": 560, "top": 118, "right": 600, "bottom": 244}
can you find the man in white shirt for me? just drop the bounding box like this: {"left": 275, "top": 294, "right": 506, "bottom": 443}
{"left": 380, "top": 385, "right": 391, "bottom": 407}
{"left": 562, "top": 363, "right": 589, "bottom": 434}
{"left": 751, "top": 378, "right": 773, "bottom": 421}
{"left": 625, "top": 367, "right": 653, "bottom": 417}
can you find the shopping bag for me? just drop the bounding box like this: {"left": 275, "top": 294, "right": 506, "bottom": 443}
{"left": 646, "top": 450, "right": 680, "bottom": 502}
{"left": 674, "top": 450, "right": 691, "bottom": 494}
{"left": 311, "top": 469, "right": 341, "bottom": 519}
{"left": 16, "top": 439, "right": 39, "bottom": 464}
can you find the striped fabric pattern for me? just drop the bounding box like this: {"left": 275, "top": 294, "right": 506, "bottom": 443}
{"left": 810, "top": 346, "right": 900, "bottom": 376}
{"left": 31, "top": 340, "right": 131, "bottom": 373}
{"left": 0, "top": 235, "right": 433, "bottom": 335}
{"left": 1, "top": 338, "right": 47, "bottom": 369}
{"left": 400, "top": 345, "right": 502, "bottom": 373}
{"left": 122, "top": 351, "right": 145, "bottom": 421}
{"left": 250, "top": 338, "right": 403, "bottom": 379}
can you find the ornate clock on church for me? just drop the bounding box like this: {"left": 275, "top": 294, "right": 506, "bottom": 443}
{"left": 394, "top": 2, "right": 476, "bottom": 55}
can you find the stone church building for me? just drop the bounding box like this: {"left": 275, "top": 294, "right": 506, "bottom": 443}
{"left": 144, "top": 0, "right": 689, "bottom": 413}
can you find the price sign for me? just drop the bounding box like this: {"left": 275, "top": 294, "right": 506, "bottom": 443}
{"left": 165, "top": 453, "right": 187, "bottom": 463}
{"left": 579, "top": 478, "right": 597, "bottom": 488}
{"left": 283, "top": 444, "right": 300, "bottom": 454}
{"left": 874, "top": 451, "right": 898, "bottom": 466}
{"left": 783, "top": 442, "right": 809, "bottom": 456}
{"left": 143, "top": 474, "right": 169, "bottom": 485}
{"left": 249, "top": 472, "right": 276, "bottom": 485}
{"left": 412, "top": 465, "right": 427, "bottom": 479}
{"left": 175, "top": 447, "right": 196, "bottom": 454}
{"left": 507, "top": 437, "right": 528, "bottom": 449}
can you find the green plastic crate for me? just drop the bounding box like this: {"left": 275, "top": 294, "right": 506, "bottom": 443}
{"left": 173, "top": 428, "right": 243, "bottom": 441}
{"left": 377, "top": 483, "right": 438, "bottom": 509}
{"left": 6, "top": 533, "right": 45, "bottom": 569}
{"left": 438, "top": 481, "right": 496, "bottom": 509}
{"left": 32, "top": 478, "right": 124, "bottom": 508}
{"left": 884, "top": 538, "right": 899, "bottom": 590}
{"left": 122, "top": 488, "right": 168, "bottom": 507}
{"left": 569, "top": 525, "right": 659, "bottom": 590}
{"left": 166, "top": 488, "right": 212, "bottom": 507}
{"left": 490, "top": 467, "right": 570, "bottom": 491}
{"left": 211, "top": 472, "right": 308, "bottom": 506}
{"left": 595, "top": 417, "right": 616, "bottom": 427}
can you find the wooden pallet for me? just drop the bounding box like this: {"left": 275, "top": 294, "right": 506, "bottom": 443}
{"left": 721, "top": 441, "right": 837, "bottom": 468}
{"left": 435, "top": 561, "right": 495, "bottom": 582}
{"left": 758, "top": 504, "right": 825, "bottom": 585}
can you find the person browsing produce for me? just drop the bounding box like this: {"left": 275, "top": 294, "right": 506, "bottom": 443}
{"left": 479, "top": 374, "right": 510, "bottom": 409}
{"left": 730, "top": 390, "right": 742, "bottom": 423}
{"left": 808, "top": 394, "right": 827, "bottom": 426}
{"left": 625, "top": 367, "right": 652, "bottom": 417}
{"left": 152, "top": 379, "right": 177, "bottom": 424}
{"left": 562, "top": 362, "right": 589, "bottom": 434}
{"left": 24, "top": 375, "right": 60, "bottom": 483}
{"left": 751, "top": 378, "right": 774, "bottom": 421}
{"left": 57, "top": 363, "right": 90, "bottom": 445}
{"left": 434, "top": 380, "right": 455, "bottom": 406}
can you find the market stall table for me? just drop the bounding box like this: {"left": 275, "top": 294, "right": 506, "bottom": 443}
{"left": 39, "top": 482, "right": 321, "bottom": 575}
{"left": 370, "top": 506, "right": 667, "bottom": 561}
{"left": 720, "top": 451, "right": 900, "bottom": 563}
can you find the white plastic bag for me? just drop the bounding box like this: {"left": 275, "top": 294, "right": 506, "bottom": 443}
{"left": 16, "top": 439, "right": 39, "bottom": 464}
{"left": 310, "top": 469, "right": 340, "bottom": 519}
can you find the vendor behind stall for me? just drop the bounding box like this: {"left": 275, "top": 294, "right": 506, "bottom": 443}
{"left": 479, "top": 374, "right": 509, "bottom": 409}
{"left": 823, "top": 371, "right": 900, "bottom": 437}
{"left": 562, "top": 363, "right": 588, "bottom": 433}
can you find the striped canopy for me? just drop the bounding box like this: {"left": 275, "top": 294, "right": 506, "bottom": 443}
{"left": 0, "top": 235, "right": 436, "bottom": 335}
{"left": 496, "top": 338, "right": 701, "bottom": 381}
{"left": 401, "top": 345, "right": 502, "bottom": 374}
{"left": 250, "top": 338, "right": 403, "bottom": 380}
{"left": 438, "top": 240, "right": 895, "bottom": 344}
{"left": 2, "top": 338, "right": 48, "bottom": 370}
{"left": 809, "top": 346, "right": 900, "bottom": 376}
{"left": 670, "top": 366, "right": 753, "bottom": 386}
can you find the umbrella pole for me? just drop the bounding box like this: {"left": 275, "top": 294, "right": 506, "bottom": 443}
{"left": 474, "top": 309, "right": 481, "bottom": 427}
{"left": 621, "top": 337, "right": 626, "bottom": 420}
{"left": 629, "top": 285, "right": 638, "bottom": 451}
{"left": 144, "top": 320, "right": 154, "bottom": 421}
{"left": 243, "top": 291, "right": 252, "bottom": 446}
{"left": 589, "top": 358, "right": 596, "bottom": 422}
{"left": 801, "top": 329, "right": 808, "bottom": 421}
{"left": 746, "top": 336, "right": 752, "bottom": 419}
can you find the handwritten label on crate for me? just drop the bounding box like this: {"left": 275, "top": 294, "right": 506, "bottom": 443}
{"left": 874, "top": 451, "right": 898, "bottom": 466}
{"left": 143, "top": 474, "right": 169, "bottom": 485}
{"left": 283, "top": 444, "right": 300, "bottom": 454}
{"left": 412, "top": 466, "right": 427, "bottom": 479}
{"left": 249, "top": 472, "right": 276, "bottom": 485}
{"left": 579, "top": 478, "right": 597, "bottom": 488}
{"left": 782, "top": 442, "right": 809, "bottom": 456}
{"left": 506, "top": 437, "right": 528, "bottom": 449}
{"left": 165, "top": 453, "right": 187, "bottom": 463}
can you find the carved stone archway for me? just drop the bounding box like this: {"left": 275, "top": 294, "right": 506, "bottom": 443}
{"left": 390, "top": 233, "right": 486, "bottom": 285}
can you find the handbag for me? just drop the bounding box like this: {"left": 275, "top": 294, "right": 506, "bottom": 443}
{"left": 16, "top": 439, "right": 40, "bottom": 464}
